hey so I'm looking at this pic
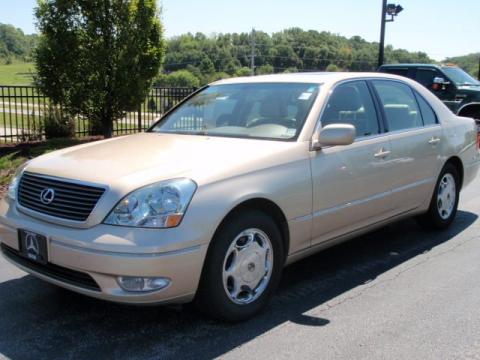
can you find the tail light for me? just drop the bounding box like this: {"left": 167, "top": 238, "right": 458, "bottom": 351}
{"left": 477, "top": 122, "right": 480, "bottom": 150}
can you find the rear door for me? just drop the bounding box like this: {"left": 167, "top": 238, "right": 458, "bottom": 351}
{"left": 371, "top": 80, "right": 442, "bottom": 213}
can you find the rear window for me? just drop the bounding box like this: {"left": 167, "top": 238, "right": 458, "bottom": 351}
{"left": 372, "top": 80, "right": 423, "bottom": 131}
{"left": 414, "top": 92, "right": 438, "bottom": 126}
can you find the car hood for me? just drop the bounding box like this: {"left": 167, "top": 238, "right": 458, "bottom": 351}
{"left": 458, "top": 85, "right": 480, "bottom": 93}
{"left": 25, "top": 132, "right": 303, "bottom": 189}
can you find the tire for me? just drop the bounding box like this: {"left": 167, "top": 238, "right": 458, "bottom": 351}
{"left": 194, "top": 209, "right": 284, "bottom": 322}
{"left": 417, "top": 163, "right": 460, "bottom": 229}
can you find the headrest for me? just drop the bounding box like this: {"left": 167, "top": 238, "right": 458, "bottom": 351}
{"left": 259, "top": 95, "right": 288, "bottom": 118}
{"left": 328, "top": 86, "right": 362, "bottom": 112}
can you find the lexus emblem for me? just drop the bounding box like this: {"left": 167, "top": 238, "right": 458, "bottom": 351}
{"left": 40, "top": 188, "right": 55, "bottom": 205}
{"left": 25, "top": 233, "right": 40, "bottom": 257}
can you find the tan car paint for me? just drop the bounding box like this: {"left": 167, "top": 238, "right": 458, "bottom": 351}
{"left": 0, "top": 72, "right": 479, "bottom": 305}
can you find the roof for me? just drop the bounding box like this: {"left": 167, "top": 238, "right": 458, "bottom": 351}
{"left": 212, "top": 72, "right": 408, "bottom": 86}
{"left": 379, "top": 63, "right": 457, "bottom": 69}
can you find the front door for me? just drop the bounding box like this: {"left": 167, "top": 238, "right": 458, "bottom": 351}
{"left": 310, "top": 80, "right": 394, "bottom": 245}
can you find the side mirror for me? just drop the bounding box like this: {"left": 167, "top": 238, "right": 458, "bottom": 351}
{"left": 311, "top": 123, "right": 356, "bottom": 150}
{"left": 433, "top": 77, "right": 450, "bottom": 86}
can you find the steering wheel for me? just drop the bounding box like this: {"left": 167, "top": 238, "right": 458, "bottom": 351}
{"left": 247, "top": 118, "right": 296, "bottom": 128}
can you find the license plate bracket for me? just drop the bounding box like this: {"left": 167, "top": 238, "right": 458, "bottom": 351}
{"left": 18, "top": 229, "right": 48, "bottom": 265}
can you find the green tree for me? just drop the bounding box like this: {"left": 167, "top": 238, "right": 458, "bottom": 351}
{"left": 199, "top": 57, "right": 215, "bottom": 75}
{"left": 34, "top": 0, "right": 165, "bottom": 137}
{"left": 0, "top": 23, "right": 37, "bottom": 63}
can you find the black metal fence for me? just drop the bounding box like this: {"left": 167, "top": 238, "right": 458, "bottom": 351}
{"left": 0, "top": 85, "right": 196, "bottom": 143}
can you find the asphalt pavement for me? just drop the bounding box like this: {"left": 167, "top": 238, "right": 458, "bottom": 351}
{"left": 1, "top": 175, "right": 479, "bottom": 360}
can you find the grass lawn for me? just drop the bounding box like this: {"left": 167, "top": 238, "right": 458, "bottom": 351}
{"left": 0, "top": 112, "right": 43, "bottom": 130}
{"left": 0, "top": 138, "right": 101, "bottom": 187}
{"left": 0, "top": 62, "right": 35, "bottom": 85}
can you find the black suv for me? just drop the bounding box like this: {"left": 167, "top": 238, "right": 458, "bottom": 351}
{"left": 379, "top": 64, "right": 480, "bottom": 122}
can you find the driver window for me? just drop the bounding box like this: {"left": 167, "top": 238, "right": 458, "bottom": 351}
{"left": 415, "top": 69, "right": 443, "bottom": 90}
{"left": 320, "top": 81, "right": 380, "bottom": 138}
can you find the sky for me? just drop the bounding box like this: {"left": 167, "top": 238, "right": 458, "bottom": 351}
{"left": 1, "top": 0, "right": 479, "bottom": 60}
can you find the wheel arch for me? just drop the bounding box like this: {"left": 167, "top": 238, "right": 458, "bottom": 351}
{"left": 457, "top": 103, "right": 480, "bottom": 119}
{"left": 213, "top": 198, "right": 290, "bottom": 260}
{"left": 445, "top": 156, "right": 464, "bottom": 189}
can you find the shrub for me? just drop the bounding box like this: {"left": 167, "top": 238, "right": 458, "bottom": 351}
{"left": 256, "top": 64, "right": 274, "bottom": 75}
{"left": 155, "top": 70, "right": 200, "bottom": 88}
{"left": 326, "top": 64, "right": 340, "bottom": 72}
{"left": 235, "top": 67, "right": 252, "bottom": 77}
{"left": 42, "top": 107, "right": 75, "bottom": 139}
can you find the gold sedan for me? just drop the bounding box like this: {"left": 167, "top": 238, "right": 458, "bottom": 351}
{"left": 1, "top": 73, "right": 479, "bottom": 321}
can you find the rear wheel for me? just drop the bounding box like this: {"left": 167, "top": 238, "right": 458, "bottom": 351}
{"left": 417, "top": 163, "right": 460, "bottom": 229}
{"left": 195, "top": 210, "right": 284, "bottom": 322}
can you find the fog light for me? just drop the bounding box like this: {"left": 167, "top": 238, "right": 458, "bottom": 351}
{"left": 117, "top": 276, "right": 170, "bottom": 292}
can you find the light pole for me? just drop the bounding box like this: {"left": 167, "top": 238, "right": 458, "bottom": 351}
{"left": 378, "top": 1, "right": 403, "bottom": 68}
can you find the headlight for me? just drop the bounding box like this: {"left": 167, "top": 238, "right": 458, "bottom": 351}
{"left": 8, "top": 162, "right": 29, "bottom": 201}
{"left": 103, "top": 178, "right": 197, "bottom": 228}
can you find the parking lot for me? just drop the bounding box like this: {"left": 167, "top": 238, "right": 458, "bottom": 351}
{"left": 0, "top": 174, "right": 479, "bottom": 360}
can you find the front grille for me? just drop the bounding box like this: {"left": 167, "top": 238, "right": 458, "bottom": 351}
{"left": 1, "top": 243, "right": 101, "bottom": 292}
{"left": 18, "top": 172, "right": 105, "bottom": 222}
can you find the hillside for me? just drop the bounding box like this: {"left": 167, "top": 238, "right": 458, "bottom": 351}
{"left": 159, "top": 28, "right": 434, "bottom": 85}
{"left": 444, "top": 53, "right": 479, "bottom": 78}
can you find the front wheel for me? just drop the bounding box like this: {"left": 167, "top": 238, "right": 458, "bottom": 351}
{"left": 417, "top": 163, "right": 460, "bottom": 229}
{"left": 194, "top": 210, "right": 284, "bottom": 322}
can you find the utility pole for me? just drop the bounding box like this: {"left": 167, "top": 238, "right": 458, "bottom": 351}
{"left": 378, "top": 0, "right": 387, "bottom": 68}
{"left": 250, "top": 28, "right": 256, "bottom": 76}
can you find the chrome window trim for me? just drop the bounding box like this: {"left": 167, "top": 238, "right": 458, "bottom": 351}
{"left": 16, "top": 172, "right": 109, "bottom": 227}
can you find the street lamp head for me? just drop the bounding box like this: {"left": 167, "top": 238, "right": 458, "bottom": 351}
{"left": 386, "top": 4, "right": 396, "bottom": 15}
{"left": 386, "top": 3, "right": 403, "bottom": 16}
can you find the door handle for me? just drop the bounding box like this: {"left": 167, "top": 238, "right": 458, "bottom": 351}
{"left": 428, "top": 137, "right": 441, "bottom": 145}
{"left": 374, "top": 148, "right": 391, "bottom": 158}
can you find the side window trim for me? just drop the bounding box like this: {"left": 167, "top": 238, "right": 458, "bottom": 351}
{"left": 365, "top": 80, "right": 386, "bottom": 134}
{"left": 367, "top": 79, "right": 390, "bottom": 132}
{"left": 316, "top": 79, "right": 385, "bottom": 141}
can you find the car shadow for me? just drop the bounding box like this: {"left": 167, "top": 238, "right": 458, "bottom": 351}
{"left": 0, "top": 210, "right": 477, "bottom": 360}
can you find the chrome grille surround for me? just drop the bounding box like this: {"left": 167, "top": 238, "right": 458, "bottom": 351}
{"left": 17, "top": 172, "right": 106, "bottom": 222}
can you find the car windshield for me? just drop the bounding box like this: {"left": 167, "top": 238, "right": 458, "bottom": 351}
{"left": 442, "top": 67, "right": 480, "bottom": 86}
{"left": 150, "top": 82, "right": 320, "bottom": 141}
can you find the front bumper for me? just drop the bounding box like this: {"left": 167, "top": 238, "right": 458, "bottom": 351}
{"left": 0, "top": 198, "right": 209, "bottom": 305}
